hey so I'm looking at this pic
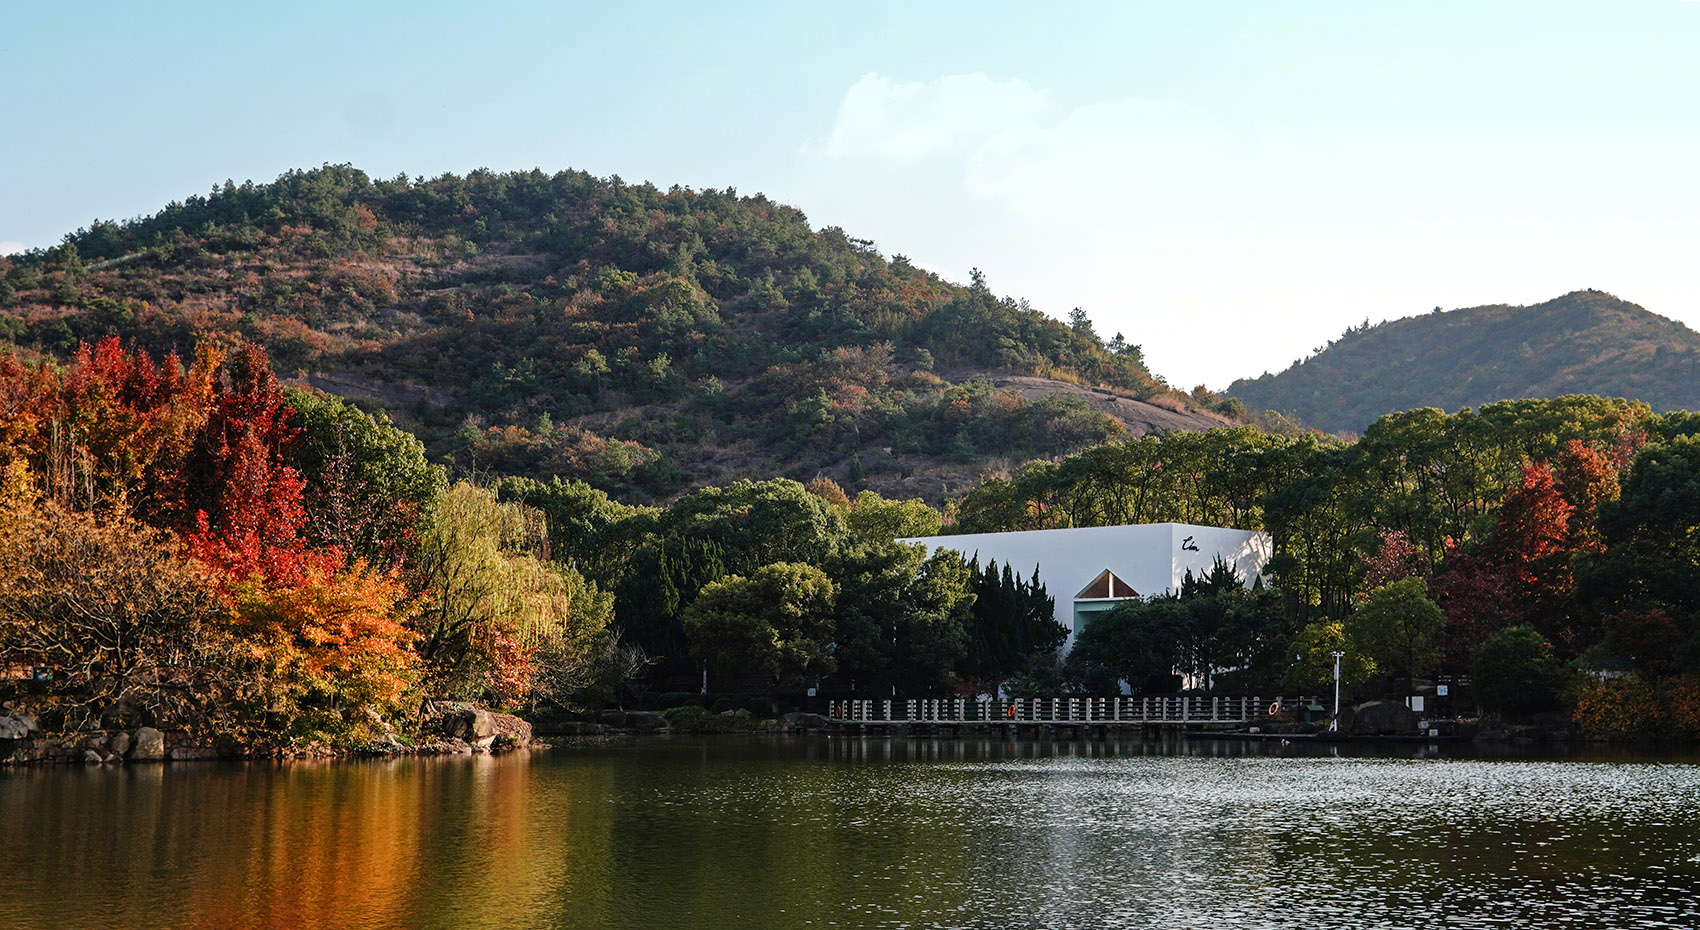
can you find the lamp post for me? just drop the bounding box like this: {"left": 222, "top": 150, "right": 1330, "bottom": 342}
{"left": 1330, "top": 650, "right": 1345, "bottom": 730}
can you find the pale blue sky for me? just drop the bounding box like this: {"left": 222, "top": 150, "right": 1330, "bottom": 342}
{"left": 4, "top": 1, "right": 1698, "bottom": 389}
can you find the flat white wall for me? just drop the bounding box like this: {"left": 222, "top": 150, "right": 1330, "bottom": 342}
{"left": 903, "top": 523, "right": 1273, "bottom": 651}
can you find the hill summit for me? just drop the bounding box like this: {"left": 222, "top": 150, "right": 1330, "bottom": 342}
{"left": 1225, "top": 290, "right": 1700, "bottom": 434}
{"left": 0, "top": 165, "right": 1239, "bottom": 501}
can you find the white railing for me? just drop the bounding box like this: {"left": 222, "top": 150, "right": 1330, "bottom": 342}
{"left": 826, "top": 696, "right": 1310, "bottom": 724}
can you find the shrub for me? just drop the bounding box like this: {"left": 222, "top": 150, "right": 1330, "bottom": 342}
{"left": 1573, "top": 676, "right": 1662, "bottom": 739}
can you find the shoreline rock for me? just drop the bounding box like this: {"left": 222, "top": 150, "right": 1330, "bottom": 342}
{"left": 0, "top": 703, "right": 539, "bottom": 766}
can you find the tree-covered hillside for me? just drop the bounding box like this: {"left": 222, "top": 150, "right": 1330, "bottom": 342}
{"left": 1225, "top": 290, "right": 1700, "bottom": 435}
{"left": 0, "top": 165, "right": 1238, "bottom": 500}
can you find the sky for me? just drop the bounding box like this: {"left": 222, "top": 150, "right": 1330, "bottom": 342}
{"left": 4, "top": 1, "right": 1699, "bottom": 390}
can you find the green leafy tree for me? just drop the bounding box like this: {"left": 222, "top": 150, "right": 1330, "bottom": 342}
{"left": 830, "top": 496, "right": 973, "bottom": 696}
{"left": 285, "top": 387, "right": 445, "bottom": 567}
{"left": 1582, "top": 436, "right": 1700, "bottom": 632}
{"left": 493, "top": 475, "right": 646, "bottom": 583}
{"left": 1470, "top": 625, "right": 1570, "bottom": 718}
{"left": 1347, "top": 577, "right": 1444, "bottom": 695}
{"left": 1286, "top": 620, "right": 1377, "bottom": 695}
{"left": 1065, "top": 597, "right": 1190, "bottom": 695}
{"left": 682, "top": 561, "right": 838, "bottom": 692}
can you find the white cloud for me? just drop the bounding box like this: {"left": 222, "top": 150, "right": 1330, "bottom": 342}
{"left": 0, "top": 241, "right": 25, "bottom": 256}
{"left": 823, "top": 73, "right": 1049, "bottom": 162}
{"left": 964, "top": 98, "right": 1234, "bottom": 212}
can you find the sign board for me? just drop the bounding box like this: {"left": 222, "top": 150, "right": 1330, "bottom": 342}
{"left": 1408, "top": 695, "right": 1425, "bottom": 713}
{"left": 1436, "top": 684, "right": 1449, "bottom": 697}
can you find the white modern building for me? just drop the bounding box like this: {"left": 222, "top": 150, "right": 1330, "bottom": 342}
{"left": 903, "top": 523, "right": 1273, "bottom": 651}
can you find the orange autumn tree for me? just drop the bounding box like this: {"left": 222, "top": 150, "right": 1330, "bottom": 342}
{"left": 0, "top": 337, "right": 217, "bottom": 515}
{"left": 1491, "top": 462, "right": 1577, "bottom": 648}
{"left": 0, "top": 338, "right": 422, "bottom": 743}
{"left": 168, "top": 341, "right": 422, "bottom": 740}
{"left": 229, "top": 561, "right": 419, "bottom": 740}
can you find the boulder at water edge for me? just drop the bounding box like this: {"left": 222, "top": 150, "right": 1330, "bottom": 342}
{"left": 1339, "top": 700, "right": 1420, "bottom": 736}
{"left": 129, "top": 727, "right": 166, "bottom": 761}
{"left": 441, "top": 707, "right": 497, "bottom": 741}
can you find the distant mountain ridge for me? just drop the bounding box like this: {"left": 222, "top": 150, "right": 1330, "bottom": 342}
{"left": 1225, "top": 290, "right": 1700, "bottom": 434}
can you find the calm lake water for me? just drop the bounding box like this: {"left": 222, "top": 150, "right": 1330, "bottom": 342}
{"left": 4, "top": 736, "right": 1700, "bottom": 930}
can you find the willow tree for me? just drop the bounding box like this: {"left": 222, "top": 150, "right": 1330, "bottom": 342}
{"left": 412, "top": 482, "right": 612, "bottom": 705}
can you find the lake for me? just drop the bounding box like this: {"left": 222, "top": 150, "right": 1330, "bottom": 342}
{"left": 4, "top": 736, "right": 1699, "bottom": 929}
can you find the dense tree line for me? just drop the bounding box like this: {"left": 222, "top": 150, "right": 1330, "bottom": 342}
{"left": 8, "top": 336, "right": 1700, "bottom": 743}
{"left": 0, "top": 339, "right": 613, "bottom": 746}
{"left": 494, "top": 474, "right": 1066, "bottom": 699}
{"left": 950, "top": 394, "right": 1700, "bottom": 738}
{"left": 0, "top": 340, "right": 1069, "bottom": 747}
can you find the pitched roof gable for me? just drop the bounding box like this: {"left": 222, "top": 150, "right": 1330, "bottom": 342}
{"left": 1075, "top": 569, "right": 1137, "bottom": 600}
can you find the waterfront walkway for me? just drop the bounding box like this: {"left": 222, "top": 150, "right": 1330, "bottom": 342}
{"left": 828, "top": 695, "right": 1314, "bottom": 731}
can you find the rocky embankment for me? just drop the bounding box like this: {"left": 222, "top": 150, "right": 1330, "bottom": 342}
{"left": 0, "top": 712, "right": 179, "bottom": 764}
{"left": 0, "top": 703, "right": 843, "bottom": 765}
{"left": 0, "top": 702, "right": 541, "bottom": 766}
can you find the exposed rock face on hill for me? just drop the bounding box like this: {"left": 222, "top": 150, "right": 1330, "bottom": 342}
{"left": 1226, "top": 290, "right": 1700, "bottom": 434}
{"left": 980, "top": 374, "right": 1236, "bottom": 433}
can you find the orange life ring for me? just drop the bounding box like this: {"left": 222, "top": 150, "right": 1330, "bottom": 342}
{"left": 1267, "top": 701, "right": 1281, "bottom": 717}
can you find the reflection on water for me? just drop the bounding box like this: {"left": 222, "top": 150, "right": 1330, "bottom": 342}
{"left": 4, "top": 738, "right": 1699, "bottom": 930}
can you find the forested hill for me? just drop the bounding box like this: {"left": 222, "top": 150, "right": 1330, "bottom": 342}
{"left": 0, "top": 165, "right": 1246, "bottom": 501}
{"left": 1224, "top": 290, "right": 1700, "bottom": 435}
